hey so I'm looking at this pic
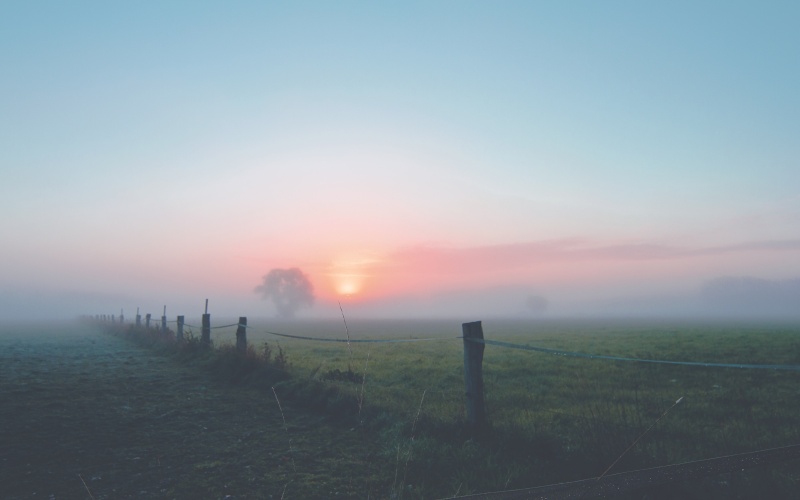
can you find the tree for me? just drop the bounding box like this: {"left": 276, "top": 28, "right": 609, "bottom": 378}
{"left": 525, "top": 294, "right": 548, "bottom": 314}
{"left": 254, "top": 268, "right": 315, "bottom": 318}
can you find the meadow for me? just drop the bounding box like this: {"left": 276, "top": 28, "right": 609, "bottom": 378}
{"left": 228, "top": 316, "right": 800, "bottom": 498}
{"left": 2, "top": 318, "right": 799, "bottom": 498}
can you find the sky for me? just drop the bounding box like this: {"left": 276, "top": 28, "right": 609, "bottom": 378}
{"left": 1, "top": 1, "right": 799, "bottom": 321}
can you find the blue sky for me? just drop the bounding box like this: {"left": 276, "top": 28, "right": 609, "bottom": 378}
{"left": 1, "top": 1, "right": 799, "bottom": 319}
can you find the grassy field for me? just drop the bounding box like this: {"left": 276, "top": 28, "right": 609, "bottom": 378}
{"left": 3, "top": 318, "right": 800, "bottom": 498}
{"left": 234, "top": 316, "right": 800, "bottom": 498}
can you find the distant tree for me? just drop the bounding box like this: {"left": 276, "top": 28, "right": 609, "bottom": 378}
{"left": 525, "top": 294, "right": 548, "bottom": 314}
{"left": 255, "top": 268, "right": 315, "bottom": 318}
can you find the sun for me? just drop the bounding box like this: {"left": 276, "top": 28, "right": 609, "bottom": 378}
{"left": 336, "top": 278, "right": 361, "bottom": 296}
{"left": 328, "top": 253, "right": 379, "bottom": 298}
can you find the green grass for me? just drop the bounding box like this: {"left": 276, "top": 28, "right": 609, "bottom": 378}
{"left": 104, "top": 317, "right": 800, "bottom": 498}
{"left": 232, "top": 317, "right": 800, "bottom": 497}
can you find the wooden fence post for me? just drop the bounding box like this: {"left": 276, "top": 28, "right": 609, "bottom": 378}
{"left": 145, "top": 313, "right": 151, "bottom": 329}
{"left": 236, "top": 317, "right": 247, "bottom": 353}
{"left": 177, "top": 315, "right": 184, "bottom": 342}
{"left": 201, "top": 299, "right": 211, "bottom": 344}
{"left": 161, "top": 305, "right": 167, "bottom": 333}
{"left": 462, "top": 321, "right": 488, "bottom": 433}
{"left": 201, "top": 314, "right": 211, "bottom": 344}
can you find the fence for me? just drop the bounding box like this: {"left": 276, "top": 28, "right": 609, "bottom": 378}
{"left": 84, "top": 307, "right": 800, "bottom": 498}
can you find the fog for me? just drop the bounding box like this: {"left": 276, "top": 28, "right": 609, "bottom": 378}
{"left": 3, "top": 275, "right": 798, "bottom": 324}
{"left": 332, "top": 277, "right": 800, "bottom": 320}
{"left": 700, "top": 277, "right": 800, "bottom": 317}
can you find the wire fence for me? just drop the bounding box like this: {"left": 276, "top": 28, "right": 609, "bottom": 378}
{"left": 176, "top": 320, "right": 460, "bottom": 344}
{"left": 107, "top": 312, "right": 800, "bottom": 378}
{"left": 258, "top": 329, "right": 461, "bottom": 343}
{"left": 179, "top": 319, "right": 800, "bottom": 372}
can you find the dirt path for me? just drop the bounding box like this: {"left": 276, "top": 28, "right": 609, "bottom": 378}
{"left": 0, "top": 324, "right": 388, "bottom": 499}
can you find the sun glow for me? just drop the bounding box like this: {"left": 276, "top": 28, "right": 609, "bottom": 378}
{"left": 335, "top": 276, "right": 362, "bottom": 296}
{"left": 326, "top": 253, "right": 383, "bottom": 298}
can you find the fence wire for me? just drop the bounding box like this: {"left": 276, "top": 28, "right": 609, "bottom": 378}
{"left": 466, "top": 337, "right": 800, "bottom": 371}
{"left": 171, "top": 321, "right": 460, "bottom": 344}
{"left": 256, "top": 327, "right": 461, "bottom": 344}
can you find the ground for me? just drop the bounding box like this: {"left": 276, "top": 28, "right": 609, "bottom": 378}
{"left": 0, "top": 324, "right": 387, "bottom": 499}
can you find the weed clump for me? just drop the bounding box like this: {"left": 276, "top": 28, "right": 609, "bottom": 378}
{"left": 207, "top": 343, "right": 290, "bottom": 387}
{"left": 105, "top": 323, "right": 290, "bottom": 388}
{"left": 262, "top": 341, "right": 288, "bottom": 370}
